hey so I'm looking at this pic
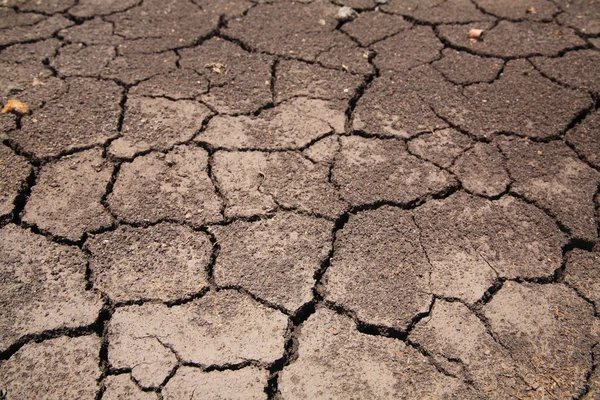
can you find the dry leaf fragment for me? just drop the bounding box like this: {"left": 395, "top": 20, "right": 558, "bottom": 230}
{"left": 1, "top": 99, "right": 31, "bottom": 116}
{"left": 32, "top": 77, "right": 45, "bottom": 87}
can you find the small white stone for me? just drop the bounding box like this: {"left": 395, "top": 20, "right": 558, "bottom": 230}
{"left": 336, "top": 6, "right": 357, "bottom": 22}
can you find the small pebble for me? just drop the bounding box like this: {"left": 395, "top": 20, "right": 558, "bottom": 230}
{"left": 336, "top": 6, "right": 357, "bottom": 22}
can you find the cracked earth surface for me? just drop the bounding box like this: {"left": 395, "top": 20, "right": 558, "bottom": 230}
{"left": 0, "top": 0, "right": 599, "bottom": 398}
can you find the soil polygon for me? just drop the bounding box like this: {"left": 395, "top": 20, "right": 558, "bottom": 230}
{"left": 103, "top": 375, "right": 158, "bottom": 400}
{"left": 565, "top": 110, "right": 600, "bottom": 169}
{"left": 15, "top": 77, "right": 122, "bottom": 159}
{"left": 352, "top": 74, "right": 448, "bottom": 137}
{"left": 58, "top": 17, "right": 123, "bottom": 46}
{"left": 555, "top": 0, "right": 600, "bottom": 35}
{"left": 213, "top": 151, "right": 346, "bottom": 219}
{"left": 432, "top": 49, "right": 503, "bottom": 85}
{"left": 531, "top": 50, "right": 600, "bottom": 94}
{"left": 199, "top": 98, "right": 345, "bottom": 149}
{"left": 223, "top": 0, "right": 371, "bottom": 74}
{"left": 483, "top": 282, "right": 598, "bottom": 398}
{"left": 23, "top": 149, "right": 114, "bottom": 241}
{"left": 0, "top": 14, "right": 72, "bottom": 47}
{"left": 129, "top": 69, "right": 209, "bottom": 100}
{"left": 274, "top": 59, "right": 363, "bottom": 103}
{"left": 109, "top": 96, "right": 213, "bottom": 159}
{"left": 179, "top": 37, "right": 273, "bottom": 114}
{"left": 104, "top": 0, "right": 220, "bottom": 54}
{"left": 341, "top": 11, "right": 411, "bottom": 47}
{"left": 381, "top": 0, "right": 493, "bottom": 23}
{"left": 102, "top": 52, "right": 178, "bottom": 86}
{"left": 451, "top": 142, "right": 510, "bottom": 197}
{"left": 108, "top": 290, "right": 288, "bottom": 366}
{"left": 69, "top": 0, "right": 140, "bottom": 18}
{"left": 332, "top": 136, "right": 455, "bottom": 206}
{"left": 52, "top": 44, "right": 116, "bottom": 77}
{"left": 407, "top": 128, "right": 472, "bottom": 169}
{"left": 414, "top": 192, "right": 566, "bottom": 302}
{"left": 0, "top": 336, "right": 101, "bottom": 399}
{"left": 373, "top": 26, "right": 443, "bottom": 74}
{"left": 0, "top": 224, "right": 103, "bottom": 351}
{"left": 212, "top": 212, "right": 333, "bottom": 311}
{"left": 422, "top": 60, "right": 593, "bottom": 140}
{"left": 279, "top": 308, "right": 476, "bottom": 398}
{"left": 564, "top": 249, "right": 600, "bottom": 307}
{"left": 437, "top": 21, "right": 586, "bottom": 58}
{"left": 497, "top": 136, "right": 600, "bottom": 242}
{"left": 411, "top": 300, "right": 528, "bottom": 397}
{"left": 85, "top": 223, "right": 212, "bottom": 303}
{"left": 475, "top": 0, "right": 558, "bottom": 20}
{"left": 162, "top": 367, "right": 269, "bottom": 400}
{"left": 324, "top": 206, "right": 432, "bottom": 330}
{"left": 108, "top": 145, "right": 222, "bottom": 226}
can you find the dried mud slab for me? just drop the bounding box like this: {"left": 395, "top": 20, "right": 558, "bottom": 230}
{"left": 279, "top": 308, "right": 476, "bottom": 398}
{"left": 109, "top": 96, "right": 213, "bottom": 159}
{"left": 103, "top": 375, "right": 158, "bottom": 400}
{"left": 566, "top": 110, "right": 600, "bottom": 169}
{"left": 475, "top": 0, "right": 558, "bottom": 20}
{"left": 212, "top": 213, "right": 333, "bottom": 311}
{"left": 341, "top": 11, "right": 411, "bottom": 47}
{"left": 223, "top": 0, "right": 371, "bottom": 74}
{"left": 23, "top": 149, "right": 114, "bottom": 241}
{"left": 129, "top": 69, "right": 209, "bottom": 100}
{"left": 564, "top": 249, "right": 600, "bottom": 307}
{"left": 0, "top": 14, "right": 72, "bottom": 47}
{"left": 373, "top": 26, "right": 443, "bottom": 74}
{"left": 483, "top": 282, "right": 598, "bottom": 398}
{"left": 213, "top": 151, "right": 347, "bottom": 219}
{"left": 108, "top": 291, "right": 288, "bottom": 367}
{"left": 195, "top": 0, "right": 255, "bottom": 19}
{"left": 102, "top": 52, "right": 178, "bottom": 86}
{"left": 411, "top": 300, "right": 527, "bottom": 396}
{"left": 85, "top": 223, "right": 212, "bottom": 303}
{"left": 531, "top": 50, "right": 600, "bottom": 94}
{"left": 199, "top": 98, "right": 345, "bottom": 150}
{"left": 0, "top": 225, "right": 103, "bottom": 351}
{"left": 407, "top": 128, "right": 471, "bottom": 169}
{"left": 381, "top": 0, "right": 493, "bottom": 23}
{"left": 163, "top": 367, "right": 268, "bottom": 400}
{"left": 437, "top": 21, "right": 586, "bottom": 58}
{"left": 414, "top": 192, "right": 566, "bottom": 302}
{"left": 332, "top": 137, "right": 455, "bottom": 206}
{"left": 5, "top": 0, "right": 75, "bottom": 14}
{"left": 274, "top": 59, "right": 363, "bottom": 103}
{"left": 451, "top": 142, "right": 510, "bottom": 197}
{"left": 426, "top": 60, "right": 593, "bottom": 140}
{"left": 15, "top": 77, "right": 122, "bottom": 159}
{"left": 58, "top": 17, "right": 123, "bottom": 46}
{"left": 108, "top": 145, "right": 222, "bottom": 226}
{"left": 353, "top": 75, "right": 448, "bottom": 138}
{"left": 0, "top": 336, "right": 101, "bottom": 399}
{"left": 0, "top": 38, "right": 61, "bottom": 63}
{"left": 69, "top": 0, "right": 140, "bottom": 18}
{"left": 0, "top": 145, "right": 31, "bottom": 219}
{"left": 105, "top": 0, "right": 220, "bottom": 54}
{"left": 332, "top": 0, "right": 374, "bottom": 9}
{"left": 432, "top": 49, "right": 503, "bottom": 85}
{"left": 179, "top": 38, "right": 273, "bottom": 114}
{"left": 497, "top": 136, "right": 600, "bottom": 242}
{"left": 51, "top": 44, "right": 116, "bottom": 77}
{"left": 555, "top": 0, "right": 600, "bottom": 35}
{"left": 324, "top": 207, "right": 432, "bottom": 330}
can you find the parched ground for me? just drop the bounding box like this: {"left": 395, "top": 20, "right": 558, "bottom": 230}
{"left": 0, "top": 0, "right": 599, "bottom": 399}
